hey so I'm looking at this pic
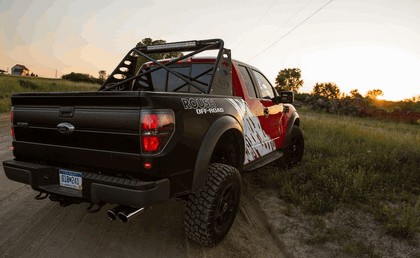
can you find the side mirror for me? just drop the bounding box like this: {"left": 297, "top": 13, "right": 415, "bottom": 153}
{"left": 274, "top": 91, "right": 294, "bottom": 104}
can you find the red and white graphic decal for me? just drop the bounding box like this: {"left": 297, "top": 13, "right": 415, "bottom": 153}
{"left": 227, "top": 99, "right": 276, "bottom": 164}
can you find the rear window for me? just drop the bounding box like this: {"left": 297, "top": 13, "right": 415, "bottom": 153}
{"left": 133, "top": 63, "right": 214, "bottom": 93}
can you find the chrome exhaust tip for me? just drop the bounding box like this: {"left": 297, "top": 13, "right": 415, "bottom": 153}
{"left": 107, "top": 205, "right": 125, "bottom": 221}
{"left": 117, "top": 207, "right": 145, "bottom": 223}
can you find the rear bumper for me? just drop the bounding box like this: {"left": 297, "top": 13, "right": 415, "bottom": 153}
{"left": 2, "top": 159, "right": 170, "bottom": 208}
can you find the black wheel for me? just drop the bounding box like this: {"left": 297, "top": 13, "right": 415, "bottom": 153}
{"left": 284, "top": 125, "right": 304, "bottom": 166}
{"left": 184, "top": 163, "right": 241, "bottom": 246}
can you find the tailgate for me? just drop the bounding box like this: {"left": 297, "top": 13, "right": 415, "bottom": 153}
{"left": 11, "top": 91, "right": 143, "bottom": 172}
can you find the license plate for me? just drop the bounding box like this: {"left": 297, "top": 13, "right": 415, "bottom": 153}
{"left": 59, "top": 169, "right": 83, "bottom": 190}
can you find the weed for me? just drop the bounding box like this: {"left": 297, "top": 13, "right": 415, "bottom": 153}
{"left": 343, "top": 241, "right": 381, "bottom": 258}
{"left": 304, "top": 223, "right": 347, "bottom": 245}
{"left": 312, "top": 216, "right": 326, "bottom": 230}
{"left": 19, "top": 79, "right": 37, "bottom": 90}
{"left": 377, "top": 200, "right": 420, "bottom": 239}
{"left": 283, "top": 203, "right": 294, "bottom": 217}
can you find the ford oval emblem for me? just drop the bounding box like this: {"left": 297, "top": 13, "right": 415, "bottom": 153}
{"left": 57, "top": 122, "right": 75, "bottom": 134}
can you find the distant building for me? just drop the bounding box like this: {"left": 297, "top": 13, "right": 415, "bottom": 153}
{"left": 0, "top": 69, "right": 6, "bottom": 74}
{"left": 11, "top": 64, "right": 29, "bottom": 76}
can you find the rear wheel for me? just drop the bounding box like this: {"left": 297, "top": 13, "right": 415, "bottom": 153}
{"left": 283, "top": 125, "right": 304, "bottom": 167}
{"left": 184, "top": 163, "right": 241, "bottom": 246}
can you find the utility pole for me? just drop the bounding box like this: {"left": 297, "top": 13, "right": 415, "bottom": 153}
{"left": 55, "top": 69, "right": 57, "bottom": 78}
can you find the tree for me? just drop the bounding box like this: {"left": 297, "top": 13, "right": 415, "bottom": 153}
{"left": 135, "top": 38, "right": 183, "bottom": 70}
{"left": 349, "top": 89, "right": 362, "bottom": 99}
{"left": 275, "top": 68, "right": 303, "bottom": 92}
{"left": 365, "top": 89, "right": 383, "bottom": 100}
{"left": 409, "top": 95, "right": 420, "bottom": 102}
{"left": 98, "top": 70, "right": 107, "bottom": 84}
{"left": 312, "top": 82, "right": 340, "bottom": 99}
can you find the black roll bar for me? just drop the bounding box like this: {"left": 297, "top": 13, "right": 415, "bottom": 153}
{"left": 99, "top": 39, "right": 232, "bottom": 95}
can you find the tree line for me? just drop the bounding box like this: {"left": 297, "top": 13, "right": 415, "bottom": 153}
{"left": 275, "top": 67, "right": 385, "bottom": 100}
{"left": 275, "top": 68, "right": 420, "bottom": 123}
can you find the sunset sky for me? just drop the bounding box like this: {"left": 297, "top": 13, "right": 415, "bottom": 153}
{"left": 1, "top": 0, "right": 419, "bottom": 101}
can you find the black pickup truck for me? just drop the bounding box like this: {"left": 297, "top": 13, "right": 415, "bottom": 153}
{"left": 3, "top": 39, "right": 304, "bottom": 246}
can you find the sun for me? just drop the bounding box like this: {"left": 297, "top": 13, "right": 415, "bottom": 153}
{"left": 301, "top": 45, "right": 420, "bottom": 101}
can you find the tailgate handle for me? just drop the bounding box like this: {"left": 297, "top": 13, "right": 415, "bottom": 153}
{"left": 59, "top": 107, "right": 75, "bottom": 118}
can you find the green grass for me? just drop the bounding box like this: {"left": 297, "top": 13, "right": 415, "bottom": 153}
{"left": 375, "top": 200, "right": 420, "bottom": 239}
{"left": 261, "top": 106, "right": 420, "bottom": 238}
{"left": 0, "top": 75, "right": 99, "bottom": 112}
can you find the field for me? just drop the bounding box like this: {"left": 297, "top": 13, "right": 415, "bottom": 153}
{"left": 256, "top": 106, "right": 419, "bottom": 256}
{"left": 264, "top": 107, "right": 419, "bottom": 233}
{"left": 0, "top": 75, "right": 99, "bottom": 112}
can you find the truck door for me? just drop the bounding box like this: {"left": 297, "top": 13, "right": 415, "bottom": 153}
{"left": 236, "top": 65, "right": 282, "bottom": 164}
{"left": 250, "top": 69, "right": 284, "bottom": 148}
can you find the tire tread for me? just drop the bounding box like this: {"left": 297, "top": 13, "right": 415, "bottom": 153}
{"left": 184, "top": 163, "right": 241, "bottom": 246}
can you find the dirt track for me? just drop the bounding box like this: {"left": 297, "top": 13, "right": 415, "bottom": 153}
{"left": 0, "top": 124, "right": 286, "bottom": 258}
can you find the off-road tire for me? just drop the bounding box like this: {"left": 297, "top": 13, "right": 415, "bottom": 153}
{"left": 184, "top": 163, "right": 241, "bottom": 246}
{"left": 283, "top": 125, "right": 304, "bottom": 167}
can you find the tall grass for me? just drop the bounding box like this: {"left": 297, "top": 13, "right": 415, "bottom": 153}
{"left": 0, "top": 75, "right": 99, "bottom": 112}
{"left": 262, "top": 107, "right": 420, "bottom": 238}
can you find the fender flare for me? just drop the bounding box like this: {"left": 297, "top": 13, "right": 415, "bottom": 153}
{"left": 284, "top": 111, "right": 300, "bottom": 148}
{"left": 192, "top": 115, "right": 244, "bottom": 192}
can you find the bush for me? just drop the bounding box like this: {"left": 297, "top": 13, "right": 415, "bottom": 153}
{"left": 62, "top": 72, "right": 101, "bottom": 84}
{"left": 301, "top": 95, "right": 420, "bottom": 124}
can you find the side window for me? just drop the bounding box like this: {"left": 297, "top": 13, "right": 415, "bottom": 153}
{"left": 238, "top": 65, "right": 257, "bottom": 98}
{"left": 252, "top": 70, "right": 275, "bottom": 99}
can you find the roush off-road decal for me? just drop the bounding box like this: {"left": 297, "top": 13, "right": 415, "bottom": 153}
{"left": 227, "top": 99, "right": 276, "bottom": 164}
{"left": 181, "top": 98, "right": 224, "bottom": 114}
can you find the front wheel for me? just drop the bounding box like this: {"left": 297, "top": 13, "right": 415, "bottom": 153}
{"left": 184, "top": 163, "right": 241, "bottom": 246}
{"left": 283, "top": 125, "right": 304, "bottom": 167}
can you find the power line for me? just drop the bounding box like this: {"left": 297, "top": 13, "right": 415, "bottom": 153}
{"left": 262, "top": 0, "right": 314, "bottom": 43}
{"left": 233, "top": 0, "right": 277, "bottom": 49}
{"left": 248, "top": 0, "right": 333, "bottom": 62}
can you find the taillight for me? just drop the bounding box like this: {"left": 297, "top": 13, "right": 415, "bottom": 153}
{"left": 10, "top": 108, "right": 15, "bottom": 141}
{"left": 140, "top": 111, "right": 175, "bottom": 154}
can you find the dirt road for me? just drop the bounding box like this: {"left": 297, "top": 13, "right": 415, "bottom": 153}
{"left": 0, "top": 123, "right": 286, "bottom": 258}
